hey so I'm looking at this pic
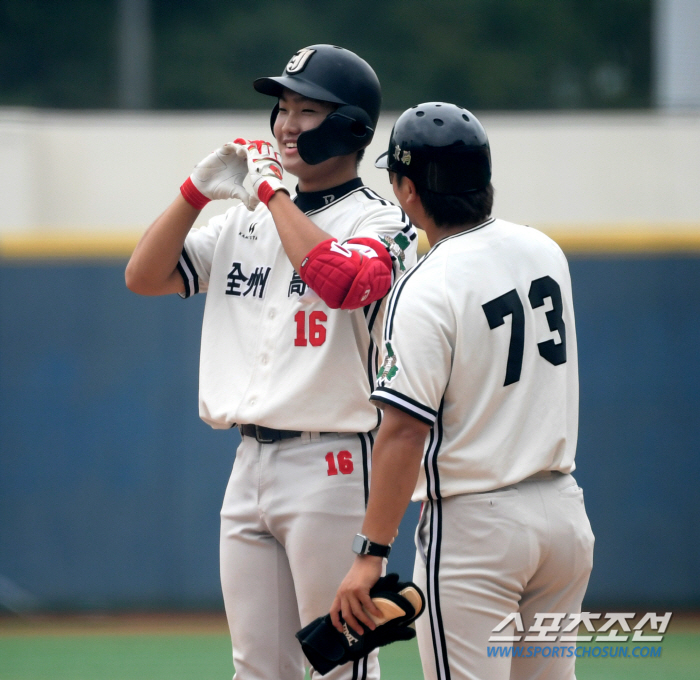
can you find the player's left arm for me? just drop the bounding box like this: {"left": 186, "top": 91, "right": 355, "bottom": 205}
{"left": 330, "top": 404, "right": 430, "bottom": 635}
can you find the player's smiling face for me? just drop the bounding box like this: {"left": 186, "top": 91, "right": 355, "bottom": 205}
{"left": 274, "top": 90, "right": 334, "bottom": 173}
{"left": 273, "top": 89, "right": 353, "bottom": 189}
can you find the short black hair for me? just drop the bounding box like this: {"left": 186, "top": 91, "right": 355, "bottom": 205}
{"left": 396, "top": 173, "right": 494, "bottom": 227}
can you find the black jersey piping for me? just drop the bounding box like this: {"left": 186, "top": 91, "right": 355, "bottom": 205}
{"left": 366, "top": 298, "right": 382, "bottom": 333}
{"left": 361, "top": 187, "right": 389, "bottom": 206}
{"left": 419, "top": 406, "right": 450, "bottom": 679}
{"left": 426, "top": 496, "right": 451, "bottom": 680}
{"left": 398, "top": 208, "right": 417, "bottom": 239}
{"left": 356, "top": 432, "right": 371, "bottom": 508}
{"left": 384, "top": 218, "right": 496, "bottom": 340}
{"left": 371, "top": 388, "right": 437, "bottom": 426}
{"left": 424, "top": 399, "right": 445, "bottom": 501}
{"left": 360, "top": 296, "right": 382, "bottom": 398}
{"left": 176, "top": 247, "right": 199, "bottom": 298}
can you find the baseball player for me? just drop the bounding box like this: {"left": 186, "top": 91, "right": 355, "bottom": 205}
{"left": 125, "top": 45, "right": 417, "bottom": 680}
{"left": 331, "top": 102, "right": 594, "bottom": 680}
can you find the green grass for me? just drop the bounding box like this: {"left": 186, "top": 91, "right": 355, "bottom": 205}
{"left": 0, "top": 634, "right": 233, "bottom": 680}
{"left": 0, "top": 629, "right": 698, "bottom": 680}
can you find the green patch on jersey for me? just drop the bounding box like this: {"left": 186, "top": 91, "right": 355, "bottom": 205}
{"left": 379, "top": 234, "right": 409, "bottom": 272}
{"left": 378, "top": 341, "right": 400, "bottom": 383}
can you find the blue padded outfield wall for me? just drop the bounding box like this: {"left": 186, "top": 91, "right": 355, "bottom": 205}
{"left": 1, "top": 251, "right": 699, "bottom": 611}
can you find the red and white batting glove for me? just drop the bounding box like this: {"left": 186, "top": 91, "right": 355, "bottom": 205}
{"left": 180, "top": 141, "right": 258, "bottom": 211}
{"left": 235, "top": 138, "right": 289, "bottom": 207}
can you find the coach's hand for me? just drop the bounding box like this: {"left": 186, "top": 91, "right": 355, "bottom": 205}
{"left": 236, "top": 138, "right": 289, "bottom": 207}
{"left": 331, "top": 555, "right": 384, "bottom": 635}
{"left": 180, "top": 142, "right": 258, "bottom": 211}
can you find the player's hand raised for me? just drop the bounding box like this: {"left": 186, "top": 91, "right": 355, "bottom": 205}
{"left": 180, "top": 142, "right": 259, "bottom": 211}
{"left": 235, "top": 138, "right": 289, "bottom": 207}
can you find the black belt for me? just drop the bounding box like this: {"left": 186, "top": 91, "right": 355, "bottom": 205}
{"left": 239, "top": 424, "right": 303, "bottom": 443}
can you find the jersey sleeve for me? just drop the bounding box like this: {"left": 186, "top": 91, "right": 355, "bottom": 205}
{"left": 371, "top": 259, "right": 453, "bottom": 425}
{"left": 176, "top": 210, "right": 229, "bottom": 298}
{"left": 345, "top": 196, "right": 418, "bottom": 282}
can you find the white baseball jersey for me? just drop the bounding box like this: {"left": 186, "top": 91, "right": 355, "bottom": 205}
{"left": 371, "top": 218, "right": 579, "bottom": 498}
{"left": 177, "top": 178, "right": 417, "bottom": 432}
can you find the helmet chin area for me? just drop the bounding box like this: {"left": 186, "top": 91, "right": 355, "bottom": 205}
{"left": 296, "top": 106, "right": 374, "bottom": 165}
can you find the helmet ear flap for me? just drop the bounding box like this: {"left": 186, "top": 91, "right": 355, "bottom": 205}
{"left": 269, "top": 102, "right": 280, "bottom": 135}
{"left": 297, "top": 105, "right": 375, "bottom": 165}
{"left": 336, "top": 105, "right": 373, "bottom": 141}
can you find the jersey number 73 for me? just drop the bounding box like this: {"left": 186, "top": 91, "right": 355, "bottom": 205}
{"left": 482, "top": 275, "right": 567, "bottom": 386}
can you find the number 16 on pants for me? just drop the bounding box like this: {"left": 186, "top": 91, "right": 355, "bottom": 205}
{"left": 326, "top": 451, "right": 354, "bottom": 476}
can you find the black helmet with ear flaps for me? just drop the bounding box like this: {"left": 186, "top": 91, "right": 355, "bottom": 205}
{"left": 376, "top": 102, "right": 492, "bottom": 194}
{"left": 254, "top": 45, "right": 381, "bottom": 165}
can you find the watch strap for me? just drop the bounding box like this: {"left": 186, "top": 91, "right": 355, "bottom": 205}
{"left": 353, "top": 533, "right": 391, "bottom": 558}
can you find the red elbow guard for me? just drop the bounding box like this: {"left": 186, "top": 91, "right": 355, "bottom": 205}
{"left": 300, "top": 238, "right": 393, "bottom": 310}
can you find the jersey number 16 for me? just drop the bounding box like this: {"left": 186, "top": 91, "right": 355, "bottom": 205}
{"left": 294, "top": 311, "right": 328, "bottom": 347}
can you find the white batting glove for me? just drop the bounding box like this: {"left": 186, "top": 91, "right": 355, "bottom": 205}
{"left": 235, "top": 138, "right": 289, "bottom": 207}
{"left": 180, "top": 141, "right": 259, "bottom": 211}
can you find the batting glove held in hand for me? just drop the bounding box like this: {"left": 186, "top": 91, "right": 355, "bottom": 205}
{"left": 295, "top": 574, "right": 425, "bottom": 676}
{"left": 235, "top": 138, "right": 288, "bottom": 207}
{"left": 180, "top": 142, "right": 258, "bottom": 211}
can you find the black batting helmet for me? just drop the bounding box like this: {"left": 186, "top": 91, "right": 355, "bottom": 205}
{"left": 254, "top": 45, "right": 381, "bottom": 165}
{"left": 376, "top": 102, "right": 491, "bottom": 194}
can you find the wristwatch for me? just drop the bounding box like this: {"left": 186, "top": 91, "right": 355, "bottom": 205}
{"left": 352, "top": 533, "right": 391, "bottom": 558}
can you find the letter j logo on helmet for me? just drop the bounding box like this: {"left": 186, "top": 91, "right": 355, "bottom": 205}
{"left": 286, "top": 48, "right": 316, "bottom": 74}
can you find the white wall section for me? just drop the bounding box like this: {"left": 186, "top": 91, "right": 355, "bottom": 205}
{"left": 1, "top": 108, "right": 699, "bottom": 235}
